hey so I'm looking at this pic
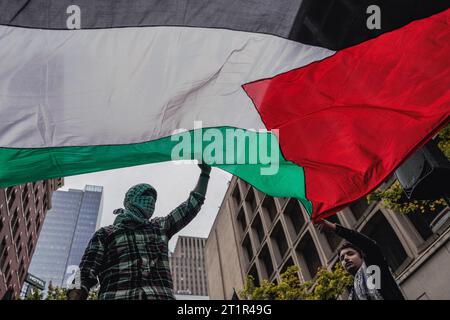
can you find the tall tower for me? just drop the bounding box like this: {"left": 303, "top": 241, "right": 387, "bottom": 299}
{"left": 27, "top": 185, "right": 103, "bottom": 289}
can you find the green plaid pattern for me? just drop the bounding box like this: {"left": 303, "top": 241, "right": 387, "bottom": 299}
{"left": 78, "top": 191, "right": 205, "bottom": 300}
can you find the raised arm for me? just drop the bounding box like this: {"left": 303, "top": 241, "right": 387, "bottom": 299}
{"left": 68, "top": 230, "right": 106, "bottom": 300}
{"left": 158, "top": 164, "right": 210, "bottom": 239}
{"left": 316, "top": 219, "right": 384, "bottom": 263}
{"left": 193, "top": 163, "right": 211, "bottom": 197}
{"left": 334, "top": 224, "right": 382, "bottom": 258}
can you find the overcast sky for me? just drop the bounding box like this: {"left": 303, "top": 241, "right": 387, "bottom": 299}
{"left": 61, "top": 161, "right": 231, "bottom": 251}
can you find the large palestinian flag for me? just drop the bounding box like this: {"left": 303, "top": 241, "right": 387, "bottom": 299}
{"left": 0, "top": 0, "right": 449, "bottom": 220}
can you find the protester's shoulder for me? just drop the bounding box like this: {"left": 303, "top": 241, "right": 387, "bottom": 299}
{"left": 94, "top": 225, "right": 122, "bottom": 239}
{"left": 150, "top": 217, "right": 165, "bottom": 228}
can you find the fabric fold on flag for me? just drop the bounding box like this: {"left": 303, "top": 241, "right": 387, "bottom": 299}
{"left": 243, "top": 9, "right": 450, "bottom": 219}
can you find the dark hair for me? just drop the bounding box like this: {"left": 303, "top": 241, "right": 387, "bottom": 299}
{"left": 338, "top": 242, "right": 363, "bottom": 259}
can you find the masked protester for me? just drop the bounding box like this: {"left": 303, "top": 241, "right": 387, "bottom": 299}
{"left": 67, "top": 164, "right": 211, "bottom": 300}
{"left": 315, "top": 219, "right": 405, "bottom": 300}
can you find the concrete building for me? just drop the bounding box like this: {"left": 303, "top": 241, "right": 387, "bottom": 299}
{"left": 205, "top": 176, "right": 450, "bottom": 300}
{"left": 0, "top": 179, "right": 64, "bottom": 298}
{"left": 169, "top": 236, "right": 209, "bottom": 298}
{"left": 27, "top": 185, "right": 103, "bottom": 289}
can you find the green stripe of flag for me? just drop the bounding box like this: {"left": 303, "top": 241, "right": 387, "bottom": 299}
{"left": 0, "top": 127, "right": 312, "bottom": 215}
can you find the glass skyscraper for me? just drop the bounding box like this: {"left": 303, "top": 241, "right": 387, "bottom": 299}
{"left": 27, "top": 185, "right": 103, "bottom": 289}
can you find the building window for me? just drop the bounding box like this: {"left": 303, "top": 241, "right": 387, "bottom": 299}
{"left": 237, "top": 207, "right": 247, "bottom": 234}
{"left": 242, "top": 235, "right": 254, "bottom": 263}
{"left": 259, "top": 245, "right": 274, "bottom": 279}
{"left": 17, "top": 244, "right": 23, "bottom": 259}
{"left": 296, "top": 232, "right": 322, "bottom": 280}
{"left": 5, "top": 187, "right": 13, "bottom": 199}
{"left": 232, "top": 186, "right": 242, "bottom": 208}
{"left": 8, "top": 193, "right": 17, "bottom": 212}
{"left": 251, "top": 214, "right": 265, "bottom": 246}
{"left": 18, "top": 259, "right": 25, "bottom": 281}
{"left": 6, "top": 187, "right": 15, "bottom": 203}
{"left": 405, "top": 211, "right": 435, "bottom": 240}
{"left": 405, "top": 202, "right": 447, "bottom": 240}
{"left": 350, "top": 197, "right": 370, "bottom": 221}
{"left": 262, "top": 196, "right": 277, "bottom": 224}
{"left": 361, "top": 211, "right": 408, "bottom": 273}
{"left": 280, "top": 257, "right": 296, "bottom": 276}
{"left": 270, "top": 222, "right": 289, "bottom": 261}
{"left": 11, "top": 209, "right": 19, "bottom": 237}
{"left": 35, "top": 216, "right": 41, "bottom": 232}
{"left": 34, "top": 184, "right": 39, "bottom": 199}
{"left": 43, "top": 198, "right": 48, "bottom": 213}
{"left": 27, "top": 235, "right": 33, "bottom": 257}
{"left": 12, "top": 221, "right": 19, "bottom": 238}
{"left": 283, "top": 199, "right": 306, "bottom": 239}
{"left": 23, "top": 195, "right": 30, "bottom": 211}
{"left": 22, "top": 184, "right": 29, "bottom": 203}
{"left": 25, "top": 208, "right": 31, "bottom": 223}
{"left": 4, "top": 261, "right": 11, "bottom": 278}
{"left": 248, "top": 264, "right": 260, "bottom": 287}
{"left": 245, "top": 189, "right": 258, "bottom": 216}
{"left": 15, "top": 234, "right": 21, "bottom": 250}
{"left": 0, "top": 238, "right": 7, "bottom": 270}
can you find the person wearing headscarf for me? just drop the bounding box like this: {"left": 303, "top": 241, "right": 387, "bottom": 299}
{"left": 68, "top": 164, "right": 211, "bottom": 300}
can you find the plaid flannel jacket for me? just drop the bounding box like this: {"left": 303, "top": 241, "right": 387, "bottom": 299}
{"left": 78, "top": 191, "right": 205, "bottom": 300}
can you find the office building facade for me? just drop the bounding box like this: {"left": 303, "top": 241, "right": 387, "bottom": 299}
{"left": 27, "top": 185, "right": 103, "bottom": 289}
{"left": 0, "top": 179, "right": 64, "bottom": 298}
{"left": 169, "top": 236, "right": 208, "bottom": 298}
{"left": 205, "top": 176, "right": 450, "bottom": 300}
